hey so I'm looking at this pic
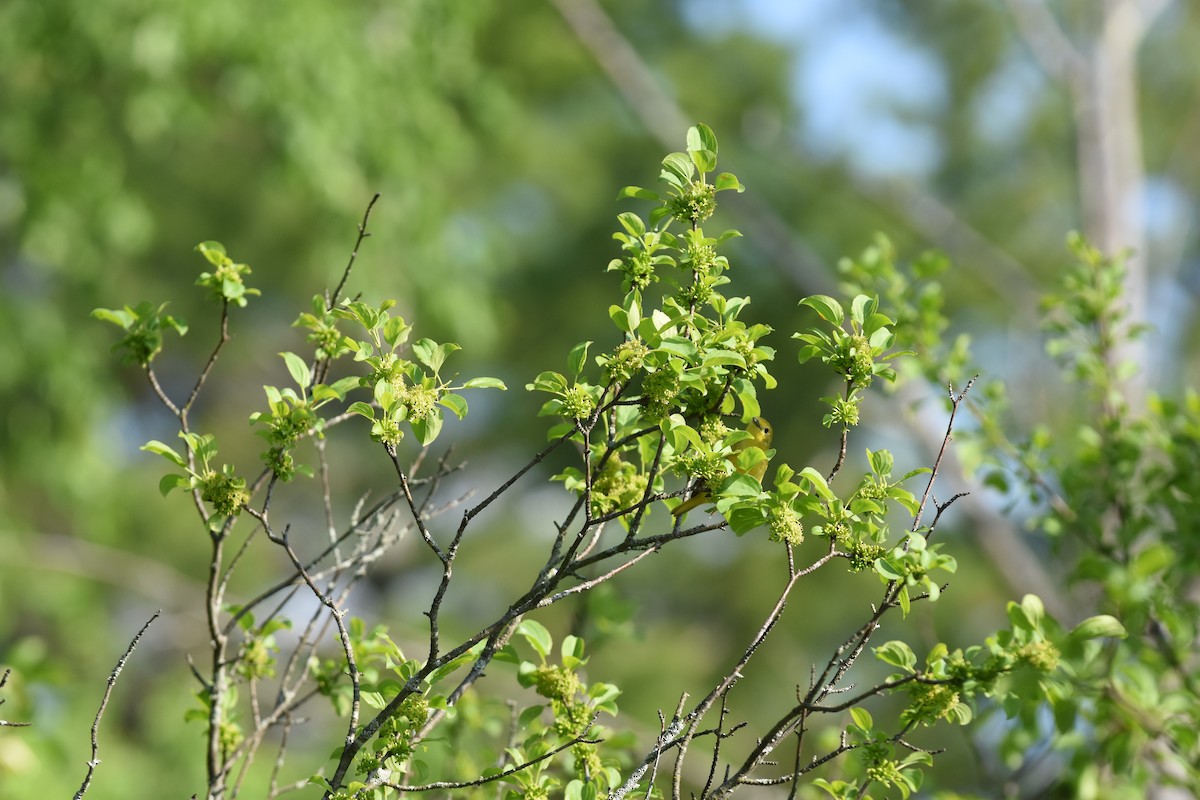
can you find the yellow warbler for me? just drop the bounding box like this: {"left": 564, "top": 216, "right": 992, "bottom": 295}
{"left": 672, "top": 416, "right": 773, "bottom": 517}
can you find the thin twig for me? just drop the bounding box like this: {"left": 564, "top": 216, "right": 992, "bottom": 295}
{"left": 74, "top": 611, "right": 160, "bottom": 800}
{"left": 329, "top": 193, "right": 381, "bottom": 309}
{"left": 384, "top": 729, "right": 602, "bottom": 792}
{"left": 911, "top": 377, "right": 976, "bottom": 532}
{"left": 0, "top": 669, "right": 30, "bottom": 728}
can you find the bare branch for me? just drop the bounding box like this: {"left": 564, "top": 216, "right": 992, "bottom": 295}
{"left": 328, "top": 192, "right": 381, "bottom": 309}
{"left": 384, "top": 725, "right": 601, "bottom": 792}
{"left": 1004, "top": 0, "right": 1087, "bottom": 89}
{"left": 74, "top": 611, "right": 160, "bottom": 800}
{"left": 0, "top": 669, "right": 30, "bottom": 729}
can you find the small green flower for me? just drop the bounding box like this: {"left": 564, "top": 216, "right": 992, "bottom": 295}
{"left": 591, "top": 455, "right": 649, "bottom": 517}
{"left": 642, "top": 369, "right": 680, "bottom": 419}
{"left": 601, "top": 340, "right": 649, "bottom": 384}
{"left": 562, "top": 385, "right": 596, "bottom": 421}
{"left": 622, "top": 251, "right": 657, "bottom": 291}
{"left": 200, "top": 468, "right": 249, "bottom": 518}
{"left": 768, "top": 506, "right": 804, "bottom": 546}
{"left": 403, "top": 384, "right": 439, "bottom": 419}
{"left": 670, "top": 182, "right": 716, "bottom": 225}
{"left": 843, "top": 538, "right": 885, "bottom": 573}
{"left": 698, "top": 416, "right": 730, "bottom": 446}
{"left": 533, "top": 665, "right": 581, "bottom": 702}
{"left": 833, "top": 333, "right": 875, "bottom": 387}
{"left": 907, "top": 680, "right": 961, "bottom": 723}
{"left": 1017, "top": 640, "right": 1061, "bottom": 672}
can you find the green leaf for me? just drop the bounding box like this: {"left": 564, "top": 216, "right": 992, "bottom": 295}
{"left": 1007, "top": 594, "right": 1044, "bottom": 632}
{"left": 568, "top": 341, "right": 592, "bottom": 379}
{"left": 800, "top": 295, "right": 845, "bottom": 326}
{"left": 194, "top": 240, "right": 228, "bottom": 266}
{"left": 91, "top": 307, "right": 134, "bottom": 328}
{"left": 516, "top": 619, "right": 553, "bottom": 659}
{"left": 714, "top": 172, "right": 744, "bottom": 192}
{"left": 141, "top": 440, "right": 188, "bottom": 468}
{"left": 850, "top": 295, "right": 873, "bottom": 327}
{"left": 617, "top": 185, "right": 659, "bottom": 201}
{"left": 561, "top": 635, "right": 585, "bottom": 664}
{"left": 608, "top": 304, "right": 632, "bottom": 333}
{"left": 867, "top": 448, "right": 894, "bottom": 477}
{"left": 1131, "top": 543, "right": 1172, "bottom": 578}
{"left": 875, "top": 558, "right": 905, "bottom": 581}
{"left": 410, "top": 409, "right": 443, "bottom": 446}
{"left": 1069, "top": 615, "right": 1127, "bottom": 640}
{"left": 661, "top": 152, "right": 695, "bottom": 183}
{"left": 347, "top": 401, "right": 376, "bottom": 420}
{"left": 587, "top": 680, "right": 620, "bottom": 705}
{"left": 462, "top": 376, "right": 507, "bottom": 390}
{"left": 690, "top": 148, "right": 717, "bottom": 174}
{"left": 797, "top": 467, "right": 837, "bottom": 501}
{"left": 726, "top": 505, "right": 768, "bottom": 535}
{"left": 868, "top": 326, "right": 894, "bottom": 350}
{"left": 717, "top": 472, "right": 764, "bottom": 499}
{"left": 158, "top": 473, "right": 191, "bottom": 496}
{"left": 657, "top": 337, "right": 698, "bottom": 361}
{"left": 874, "top": 640, "right": 917, "bottom": 670}
{"left": 692, "top": 123, "right": 718, "bottom": 154}
{"left": 383, "top": 315, "right": 411, "bottom": 349}
{"left": 280, "top": 352, "right": 311, "bottom": 389}
{"left": 412, "top": 338, "right": 460, "bottom": 375}
{"left": 328, "top": 375, "right": 364, "bottom": 398}
{"left": 849, "top": 707, "right": 873, "bottom": 732}
{"left": 700, "top": 349, "right": 747, "bottom": 368}
{"left": 616, "top": 212, "right": 646, "bottom": 237}
{"left": 518, "top": 705, "right": 545, "bottom": 729}
{"left": 439, "top": 393, "right": 468, "bottom": 419}
{"left": 527, "top": 371, "right": 568, "bottom": 394}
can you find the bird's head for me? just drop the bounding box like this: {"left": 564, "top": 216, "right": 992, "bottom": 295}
{"left": 748, "top": 416, "right": 773, "bottom": 447}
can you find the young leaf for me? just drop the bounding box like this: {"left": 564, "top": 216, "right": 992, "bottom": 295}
{"left": 347, "top": 401, "right": 376, "bottom": 420}
{"left": 661, "top": 152, "right": 695, "bottom": 184}
{"left": 1068, "top": 615, "right": 1127, "bottom": 640}
{"left": 412, "top": 339, "right": 460, "bottom": 375}
{"left": 798, "top": 467, "right": 837, "bottom": 501}
{"left": 849, "top": 707, "right": 873, "bottom": 732}
{"left": 158, "top": 473, "right": 191, "bottom": 496}
{"left": 800, "top": 295, "right": 845, "bottom": 326}
{"left": 874, "top": 640, "right": 917, "bottom": 670}
{"left": 850, "top": 295, "right": 873, "bottom": 327}
{"left": 194, "top": 240, "right": 228, "bottom": 266}
{"left": 383, "top": 315, "right": 411, "bottom": 349}
{"left": 516, "top": 619, "right": 553, "bottom": 659}
{"left": 617, "top": 185, "right": 659, "bottom": 201}
{"left": 568, "top": 341, "right": 592, "bottom": 379}
{"left": 410, "top": 409, "right": 444, "bottom": 445}
{"left": 438, "top": 393, "right": 468, "bottom": 420}
{"left": 141, "top": 440, "right": 188, "bottom": 468}
{"left": 462, "top": 376, "right": 507, "bottom": 390}
{"left": 692, "top": 123, "right": 718, "bottom": 154}
{"left": 690, "top": 148, "right": 717, "bottom": 174}
{"left": 714, "top": 172, "right": 744, "bottom": 193}
{"left": 280, "top": 351, "right": 311, "bottom": 389}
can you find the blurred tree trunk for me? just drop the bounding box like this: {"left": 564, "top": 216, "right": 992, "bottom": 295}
{"left": 1009, "top": 0, "right": 1172, "bottom": 408}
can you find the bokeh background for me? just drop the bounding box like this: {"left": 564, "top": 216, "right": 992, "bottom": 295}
{"left": 2, "top": 0, "right": 1197, "bottom": 796}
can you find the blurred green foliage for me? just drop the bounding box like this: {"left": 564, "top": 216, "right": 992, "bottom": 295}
{"left": 2, "top": 0, "right": 1198, "bottom": 797}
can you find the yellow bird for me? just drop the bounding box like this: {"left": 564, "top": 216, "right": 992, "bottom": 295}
{"left": 672, "top": 416, "right": 773, "bottom": 517}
